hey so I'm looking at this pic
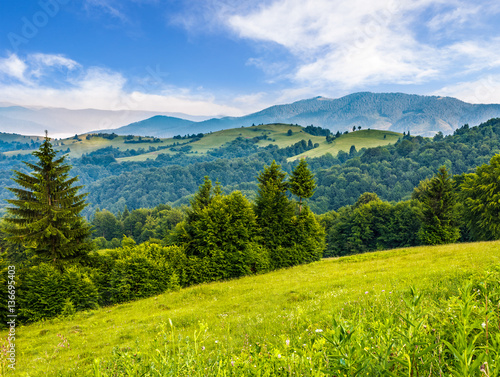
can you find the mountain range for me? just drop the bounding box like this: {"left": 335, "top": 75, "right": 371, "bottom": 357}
{"left": 2, "top": 92, "right": 500, "bottom": 138}
{"left": 105, "top": 92, "right": 500, "bottom": 138}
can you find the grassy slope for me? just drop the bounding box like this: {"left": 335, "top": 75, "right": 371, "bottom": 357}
{"left": 287, "top": 129, "right": 401, "bottom": 161}
{"left": 0, "top": 133, "right": 43, "bottom": 143}
{"left": 7, "top": 241, "right": 500, "bottom": 376}
{"left": 1, "top": 126, "right": 402, "bottom": 162}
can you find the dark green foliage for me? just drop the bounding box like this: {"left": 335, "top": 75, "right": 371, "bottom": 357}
{"left": 254, "top": 161, "right": 295, "bottom": 267}
{"left": 92, "top": 209, "right": 122, "bottom": 240}
{"left": 17, "top": 263, "right": 99, "bottom": 322}
{"left": 287, "top": 129, "right": 293, "bottom": 136}
{"left": 175, "top": 176, "right": 214, "bottom": 256}
{"left": 289, "top": 159, "right": 316, "bottom": 211}
{"left": 3, "top": 135, "right": 92, "bottom": 266}
{"left": 288, "top": 206, "right": 325, "bottom": 263}
{"left": 354, "top": 192, "right": 380, "bottom": 208}
{"left": 3, "top": 118, "right": 500, "bottom": 218}
{"left": 184, "top": 191, "right": 269, "bottom": 280}
{"left": 322, "top": 195, "right": 422, "bottom": 257}
{"left": 417, "top": 167, "right": 460, "bottom": 245}
{"left": 303, "top": 125, "right": 331, "bottom": 137}
{"left": 349, "top": 145, "right": 357, "bottom": 156}
{"left": 461, "top": 154, "right": 500, "bottom": 240}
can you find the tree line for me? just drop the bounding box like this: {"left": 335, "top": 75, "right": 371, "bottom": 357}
{"left": 0, "top": 136, "right": 324, "bottom": 323}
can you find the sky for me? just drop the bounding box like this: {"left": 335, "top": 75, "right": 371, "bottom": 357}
{"left": 1, "top": 0, "right": 500, "bottom": 118}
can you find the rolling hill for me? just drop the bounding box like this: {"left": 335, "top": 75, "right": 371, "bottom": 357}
{"left": 108, "top": 92, "right": 500, "bottom": 137}
{"left": 0, "top": 124, "right": 403, "bottom": 161}
{"left": 8, "top": 240, "right": 500, "bottom": 376}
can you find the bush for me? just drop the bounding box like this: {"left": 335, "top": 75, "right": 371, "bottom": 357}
{"left": 17, "top": 263, "right": 99, "bottom": 322}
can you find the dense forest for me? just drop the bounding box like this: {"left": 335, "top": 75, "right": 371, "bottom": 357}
{"left": 2, "top": 119, "right": 500, "bottom": 326}
{"left": 1, "top": 119, "right": 500, "bottom": 220}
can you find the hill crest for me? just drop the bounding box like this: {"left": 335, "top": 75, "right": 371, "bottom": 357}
{"left": 108, "top": 92, "right": 500, "bottom": 138}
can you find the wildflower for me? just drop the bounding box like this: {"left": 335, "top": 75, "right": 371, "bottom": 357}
{"left": 231, "top": 360, "right": 235, "bottom": 367}
{"left": 215, "top": 340, "right": 218, "bottom": 343}
{"left": 481, "top": 322, "right": 486, "bottom": 329}
{"left": 381, "top": 290, "right": 385, "bottom": 292}
{"left": 365, "top": 291, "right": 369, "bottom": 294}
{"left": 286, "top": 339, "right": 290, "bottom": 346}
{"left": 201, "top": 346, "right": 205, "bottom": 351}
{"left": 315, "top": 329, "right": 323, "bottom": 333}
{"left": 278, "top": 354, "right": 281, "bottom": 358}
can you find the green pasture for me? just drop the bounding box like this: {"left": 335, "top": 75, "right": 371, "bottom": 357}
{"left": 4, "top": 241, "right": 500, "bottom": 376}
{"left": 287, "top": 129, "right": 402, "bottom": 161}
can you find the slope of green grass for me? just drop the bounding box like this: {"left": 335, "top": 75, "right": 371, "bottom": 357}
{"left": 2, "top": 126, "right": 402, "bottom": 162}
{"left": 287, "top": 129, "right": 401, "bottom": 161}
{"left": 4, "top": 241, "right": 500, "bottom": 376}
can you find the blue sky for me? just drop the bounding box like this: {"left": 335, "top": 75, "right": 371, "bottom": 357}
{"left": 1, "top": 0, "right": 500, "bottom": 117}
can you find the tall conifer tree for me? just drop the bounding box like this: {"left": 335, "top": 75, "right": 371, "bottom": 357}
{"left": 254, "top": 161, "right": 295, "bottom": 267}
{"left": 289, "top": 159, "right": 316, "bottom": 212}
{"left": 3, "top": 132, "right": 91, "bottom": 265}
{"left": 417, "top": 166, "right": 460, "bottom": 245}
{"left": 461, "top": 154, "right": 500, "bottom": 240}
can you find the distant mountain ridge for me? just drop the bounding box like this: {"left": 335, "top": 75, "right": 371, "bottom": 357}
{"left": 108, "top": 92, "right": 500, "bottom": 137}
{"left": 0, "top": 105, "right": 209, "bottom": 138}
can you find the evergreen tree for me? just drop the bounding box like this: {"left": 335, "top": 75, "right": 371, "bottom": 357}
{"left": 254, "top": 161, "right": 295, "bottom": 267}
{"left": 461, "top": 154, "right": 500, "bottom": 240}
{"left": 188, "top": 191, "right": 269, "bottom": 279}
{"left": 187, "top": 176, "right": 213, "bottom": 223}
{"left": 349, "top": 145, "right": 357, "bottom": 156}
{"left": 3, "top": 133, "right": 91, "bottom": 266}
{"left": 289, "top": 159, "right": 316, "bottom": 212}
{"left": 417, "top": 166, "right": 460, "bottom": 245}
{"left": 173, "top": 176, "right": 214, "bottom": 255}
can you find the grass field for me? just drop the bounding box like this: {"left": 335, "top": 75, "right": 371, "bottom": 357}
{"left": 287, "top": 129, "right": 401, "bottom": 161}
{"left": 2, "top": 125, "right": 403, "bottom": 162}
{"left": 4, "top": 241, "right": 500, "bottom": 376}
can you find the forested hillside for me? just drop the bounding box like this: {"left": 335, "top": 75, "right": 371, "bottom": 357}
{"left": 1, "top": 118, "right": 500, "bottom": 218}
{"left": 109, "top": 93, "right": 500, "bottom": 137}
{"left": 80, "top": 117, "right": 500, "bottom": 215}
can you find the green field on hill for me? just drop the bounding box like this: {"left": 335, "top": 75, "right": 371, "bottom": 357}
{"left": 0, "top": 124, "right": 402, "bottom": 161}
{"left": 5, "top": 241, "right": 500, "bottom": 376}
{"left": 117, "top": 125, "right": 401, "bottom": 162}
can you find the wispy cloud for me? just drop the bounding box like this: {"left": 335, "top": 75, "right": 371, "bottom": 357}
{"left": 434, "top": 75, "right": 500, "bottom": 104}
{"left": 0, "top": 54, "right": 29, "bottom": 83}
{"left": 221, "top": 0, "right": 500, "bottom": 93}
{"left": 83, "top": 0, "right": 130, "bottom": 23}
{"left": 0, "top": 53, "right": 244, "bottom": 116}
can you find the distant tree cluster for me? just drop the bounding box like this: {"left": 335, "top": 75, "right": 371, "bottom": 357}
{"left": 173, "top": 133, "right": 204, "bottom": 140}
{"left": 85, "top": 133, "right": 118, "bottom": 140}
{"left": 303, "top": 125, "right": 332, "bottom": 137}
{"left": 0, "top": 139, "right": 41, "bottom": 152}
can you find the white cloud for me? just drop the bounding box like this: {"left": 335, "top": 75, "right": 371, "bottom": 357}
{"left": 223, "top": 0, "right": 500, "bottom": 90}
{"left": 0, "top": 54, "right": 29, "bottom": 83}
{"left": 0, "top": 53, "right": 244, "bottom": 116}
{"left": 30, "top": 53, "right": 79, "bottom": 70}
{"left": 434, "top": 75, "right": 500, "bottom": 104}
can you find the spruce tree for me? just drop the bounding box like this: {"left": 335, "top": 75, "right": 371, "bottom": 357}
{"left": 3, "top": 132, "right": 91, "bottom": 266}
{"left": 174, "top": 176, "right": 214, "bottom": 255}
{"left": 254, "top": 161, "right": 295, "bottom": 267}
{"left": 461, "top": 154, "right": 500, "bottom": 240}
{"left": 417, "top": 166, "right": 460, "bottom": 245}
{"left": 289, "top": 159, "right": 316, "bottom": 212}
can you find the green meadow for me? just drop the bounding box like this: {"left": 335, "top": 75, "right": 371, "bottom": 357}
{"left": 4, "top": 241, "right": 500, "bottom": 376}
{"left": 287, "top": 129, "right": 401, "bottom": 161}
{"left": 0, "top": 124, "right": 401, "bottom": 162}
